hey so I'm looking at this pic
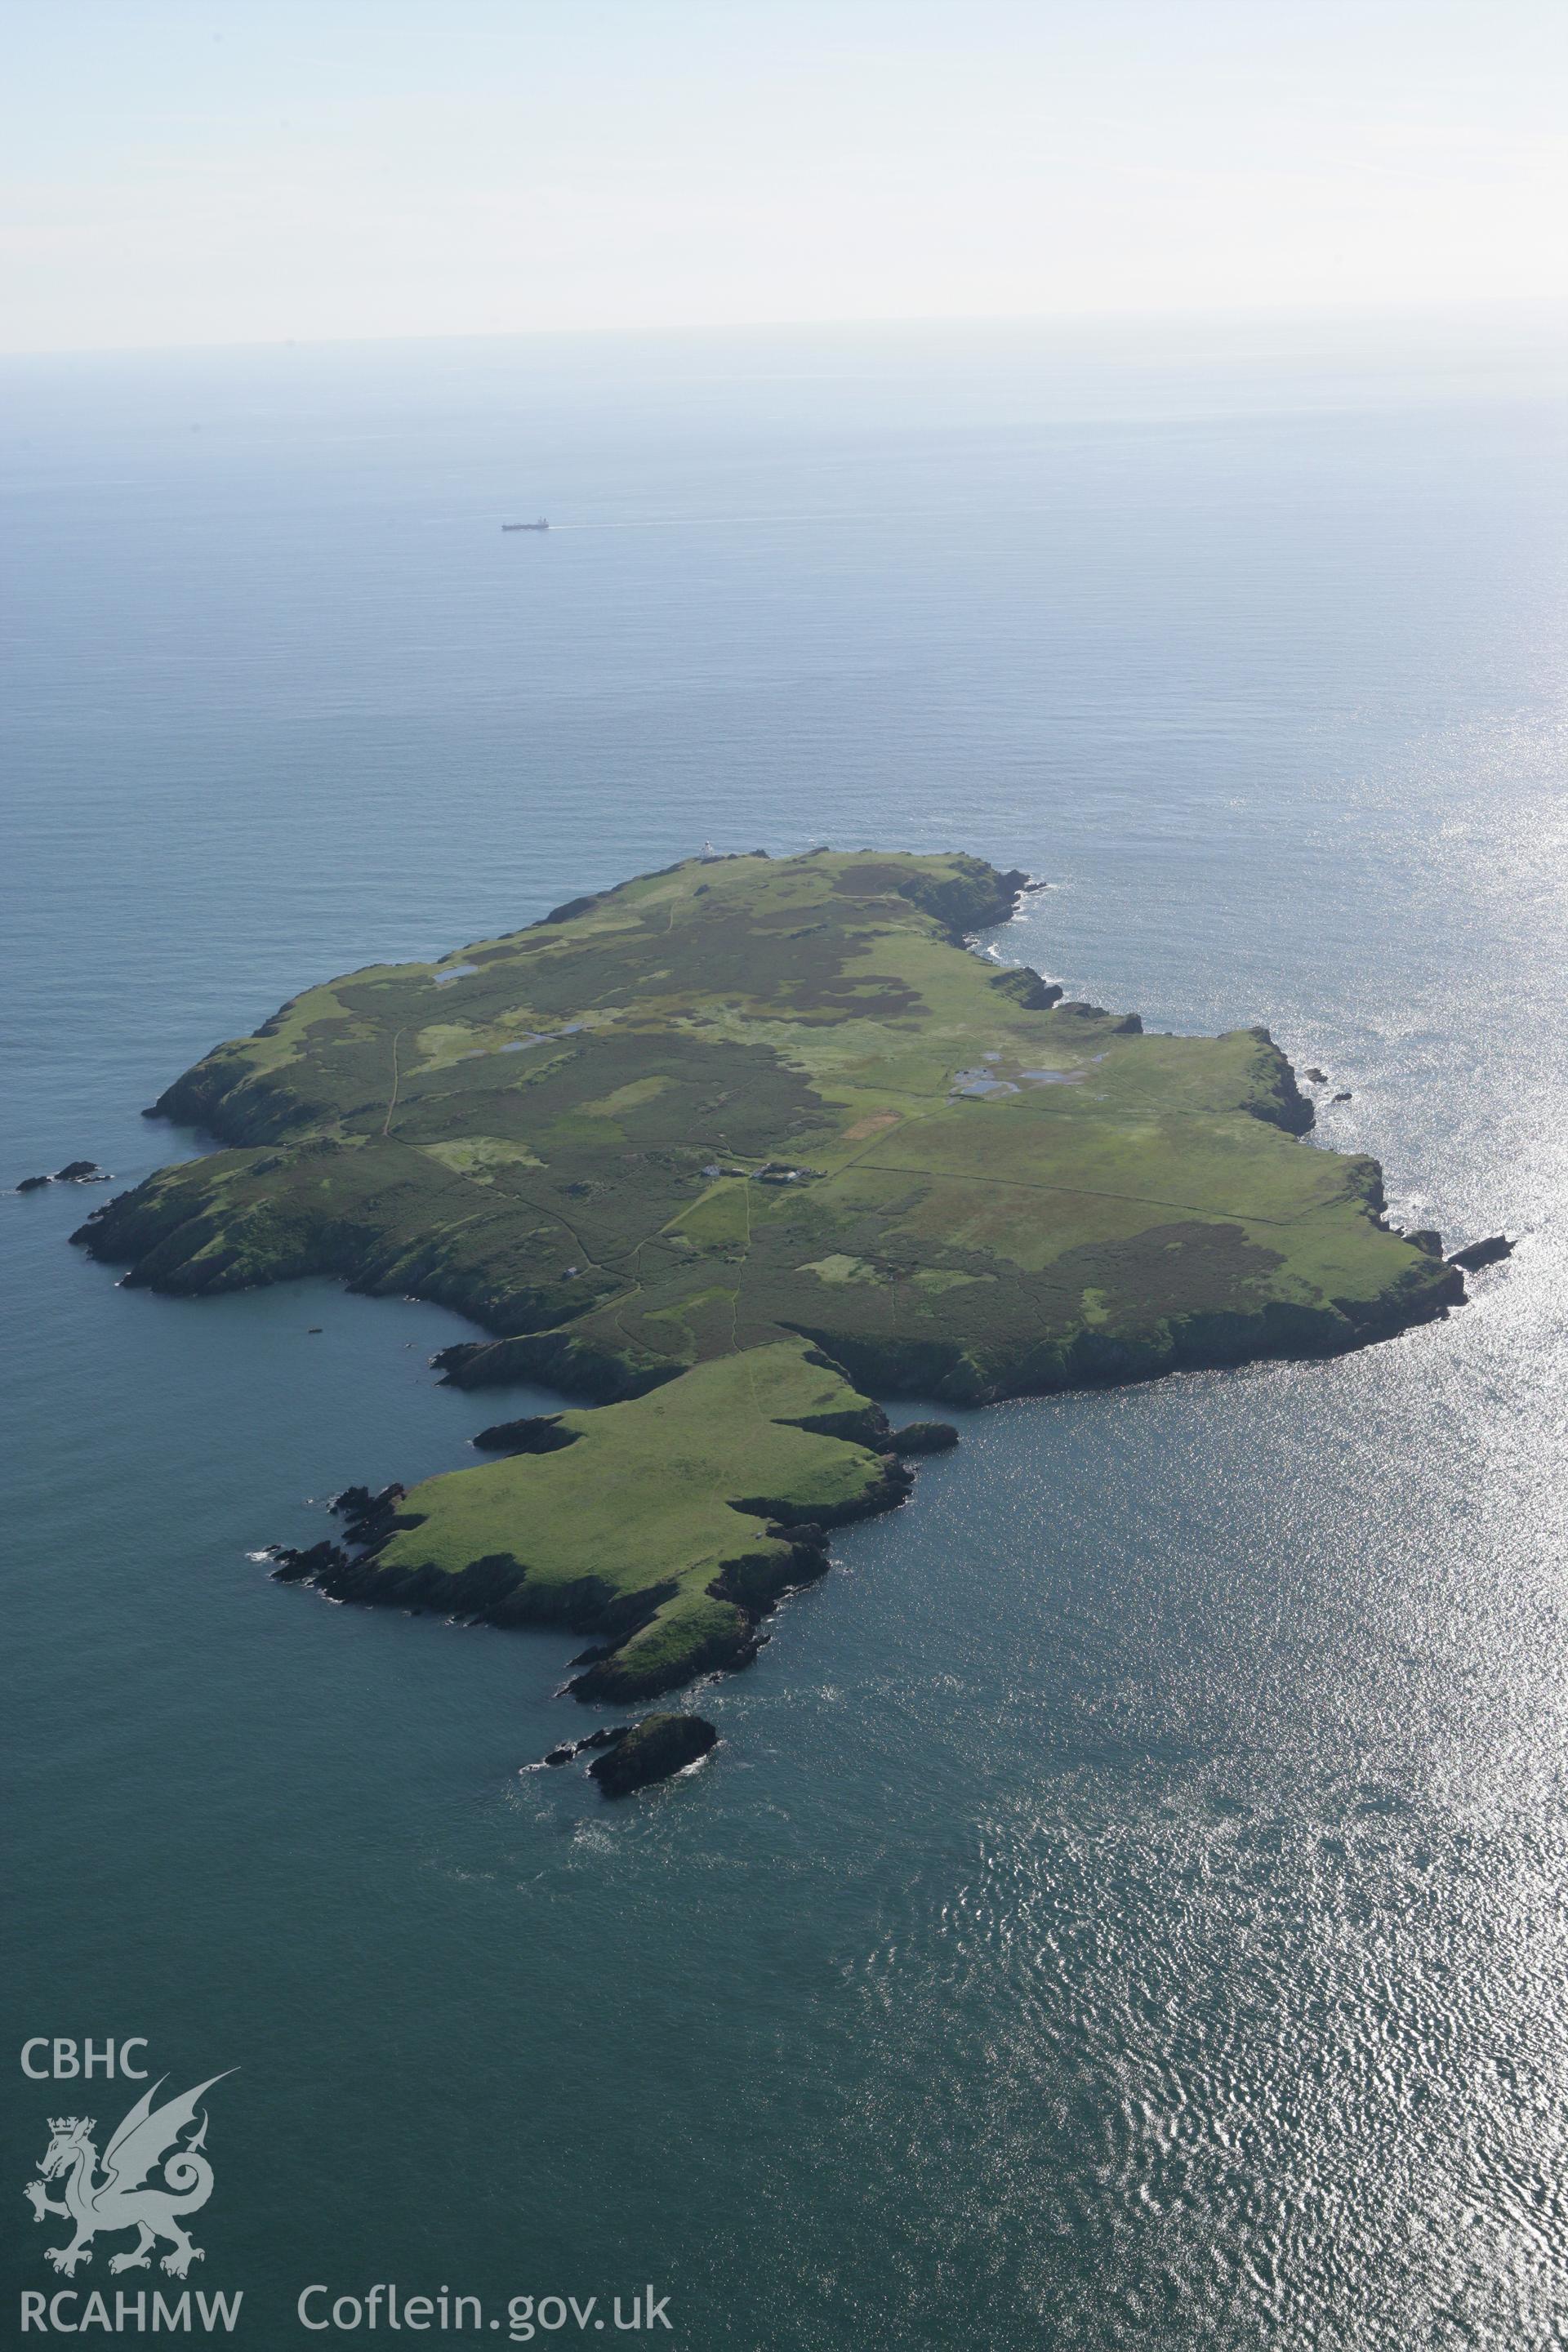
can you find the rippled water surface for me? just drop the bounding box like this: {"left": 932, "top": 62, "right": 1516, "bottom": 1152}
{"left": 4, "top": 319, "right": 1568, "bottom": 2347}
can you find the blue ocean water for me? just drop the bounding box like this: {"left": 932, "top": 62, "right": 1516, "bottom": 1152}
{"left": 5, "top": 316, "right": 1568, "bottom": 2348}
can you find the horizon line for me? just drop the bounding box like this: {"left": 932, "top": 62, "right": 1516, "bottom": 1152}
{"left": 6, "top": 293, "right": 1568, "bottom": 368}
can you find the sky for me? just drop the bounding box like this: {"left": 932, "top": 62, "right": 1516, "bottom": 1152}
{"left": 3, "top": 0, "right": 1568, "bottom": 355}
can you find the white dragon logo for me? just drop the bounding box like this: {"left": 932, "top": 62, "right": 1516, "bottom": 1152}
{"left": 24, "top": 2074, "right": 233, "bottom": 2279}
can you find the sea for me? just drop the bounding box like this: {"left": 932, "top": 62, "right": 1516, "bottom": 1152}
{"left": 5, "top": 310, "right": 1568, "bottom": 2349}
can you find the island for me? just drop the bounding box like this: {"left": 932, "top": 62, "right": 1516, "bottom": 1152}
{"left": 74, "top": 849, "right": 1463, "bottom": 1717}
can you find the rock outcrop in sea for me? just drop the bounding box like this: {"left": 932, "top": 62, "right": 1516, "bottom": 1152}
{"left": 588, "top": 1713, "right": 718, "bottom": 1797}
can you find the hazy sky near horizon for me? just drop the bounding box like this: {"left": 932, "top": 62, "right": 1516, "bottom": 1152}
{"left": 4, "top": 0, "right": 1567, "bottom": 356}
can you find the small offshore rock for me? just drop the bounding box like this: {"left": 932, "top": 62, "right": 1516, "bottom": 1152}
{"left": 53, "top": 1160, "right": 105, "bottom": 1183}
{"left": 589, "top": 1713, "right": 718, "bottom": 1797}
{"left": 1446, "top": 1234, "right": 1514, "bottom": 1273}
{"left": 538, "top": 1724, "right": 626, "bottom": 1770}
{"left": 1331, "top": 1091, "right": 1352, "bottom": 1103}
{"left": 16, "top": 1174, "right": 51, "bottom": 1192}
{"left": 891, "top": 1421, "right": 960, "bottom": 1455}
{"left": 1304, "top": 1067, "right": 1328, "bottom": 1085}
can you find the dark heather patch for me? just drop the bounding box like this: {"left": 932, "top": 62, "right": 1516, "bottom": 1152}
{"left": 366, "top": 1032, "right": 823, "bottom": 1159}
{"left": 788, "top": 977, "right": 925, "bottom": 1020}
{"left": 384, "top": 906, "right": 861, "bottom": 1019}
{"left": 750, "top": 907, "right": 831, "bottom": 932}
{"left": 834, "top": 863, "right": 922, "bottom": 898}
{"left": 756, "top": 1223, "right": 1287, "bottom": 1370}
{"left": 1046, "top": 1221, "right": 1286, "bottom": 1326}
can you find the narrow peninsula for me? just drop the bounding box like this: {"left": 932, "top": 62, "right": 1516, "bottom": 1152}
{"left": 77, "top": 851, "right": 1461, "bottom": 1706}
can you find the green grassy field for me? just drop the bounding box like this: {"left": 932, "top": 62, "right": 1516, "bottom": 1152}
{"left": 78, "top": 849, "right": 1461, "bottom": 1699}
{"left": 363, "top": 1339, "right": 901, "bottom": 1698}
